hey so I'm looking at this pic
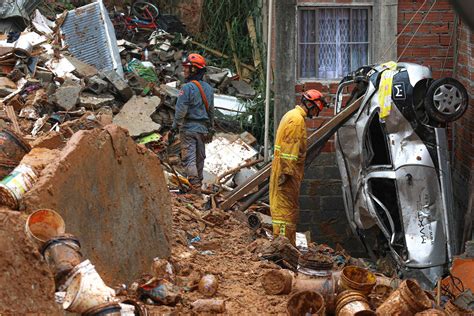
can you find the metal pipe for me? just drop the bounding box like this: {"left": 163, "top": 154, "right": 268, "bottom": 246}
{"left": 264, "top": 0, "right": 273, "bottom": 162}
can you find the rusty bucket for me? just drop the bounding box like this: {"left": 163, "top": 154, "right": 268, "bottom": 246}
{"left": 287, "top": 290, "right": 325, "bottom": 316}
{"left": 444, "top": 299, "right": 473, "bottom": 315}
{"left": 368, "top": 284, "right": 393, "bottom": 309}
{"left": 338, "top": 266, "right": 376, "bottom": 295}
{"left": 293, "top": 273, "right": 337, "bottom": 313}
{"left": 376, "top": 279, "right": 432, "bottom": 315}
{"left": 25, "top": 209, "right": 66, "bottom": 248}
{"left": 261, "top": 269, "right": 293, "bottom": 295}
{"left": 0, "top": 128, "right": 31, "bottom": 178}
{"left": 336, "top": 290, "right": 373, "bottom": 316}
{"left": 41, "top": 234, "right": 82, "bottom": 289}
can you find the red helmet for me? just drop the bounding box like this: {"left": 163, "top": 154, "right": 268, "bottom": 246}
{"left": 182, "top": 53, "right": 206, "bottom": 69}
{"left": 302, "top": 89, "right": 325, "bottom": 111}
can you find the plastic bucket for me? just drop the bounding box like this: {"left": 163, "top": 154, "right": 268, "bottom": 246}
{"left": 336, "top": 290, "right": 372, "bottom": 316}
{"left": 287, "top": 290, "right": 325, "bottom": 316}
{"left": 25, "top": 209, "right": 66, "bottom": 248}
{"left": 41, "top": 235, "right": 82, "bottom": 289}
{"left": 368, "top": 284, "right": 393, "bottom": 309}
{"left": 0, "top": 128, "right": 31, "bottom": 164}
{"left": 376, "top": 279, "right": 431, "bottom": 315}
{"left": 338, "top": 266, "right": 376, "bottom": 295}
{"left": 83, "top": 302, "right": 122, "bottom": 315}
{"left": 293, "top": 273, "right": 337, "bottom": 313}
{"left": 0, "top": 164, "right": 38, "bottom": 209}
{"left": 63, "top": 260, "right": 116, "bottom": 313}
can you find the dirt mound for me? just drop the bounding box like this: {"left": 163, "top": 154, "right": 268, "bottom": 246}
{"left": 21, "top": 125, "right": 172, "bottom": 285}
{"left": 0, "top": 209, "right": 60, "bottom": 314}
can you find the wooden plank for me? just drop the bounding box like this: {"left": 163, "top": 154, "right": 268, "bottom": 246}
{"left": 220, "top": 95, "right": 364, "bottom": 210}
{"left": 225, "top": 21, "right": 242, "bottom": 78}
{"left": 5, "top": 105, "right": 21, "bottom": 135}
{"left": 246, "top": 16, "right": 264, "bottom": 81}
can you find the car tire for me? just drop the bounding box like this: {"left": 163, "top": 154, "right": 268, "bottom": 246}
{"left": 424, "top": 78, "right": 468, "bottom": 123}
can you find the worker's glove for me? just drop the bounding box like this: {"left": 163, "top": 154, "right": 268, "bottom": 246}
{"left": 203, "top": 127, "right": 215, "bottom": 144}
{"left": 278, "top": 174, "right": 289, "bottom": 186}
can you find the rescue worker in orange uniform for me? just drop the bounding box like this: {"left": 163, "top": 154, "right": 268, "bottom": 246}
{"left": 269, "top": 89, "right": 326, "bottom": 246}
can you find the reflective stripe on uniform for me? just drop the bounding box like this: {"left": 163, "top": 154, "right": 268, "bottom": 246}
{"left": 274, "top": 146, "right": 299, "bottom": 161}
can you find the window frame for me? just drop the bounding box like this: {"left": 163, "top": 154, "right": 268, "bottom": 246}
{"left": 296, "top": 4, "right": 373, "bottom": 82}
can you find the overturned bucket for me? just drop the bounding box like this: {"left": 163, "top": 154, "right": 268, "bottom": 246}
{"left": 0, "top": 164, "right": 38, "bottom": 209}
{"left": 63, "top": 260, "right": 116, "bottom": 313}
{"left": 0, "top": 128, "right": 31, "bottom": 174}
{"left": 25, "top": 209, "right": 66, "bottom": 248}
{"left": 338, "top": 266, "right": 376, "bottom": 295}
{"left": 376, "top": 279, "right": 432, "bottom": 315}
{"left": 293, "top": 273, "right": 338, "bottom": 314}
{"left": 287, "top": 291, "right": 325, "bottom": 316}
{"left": 41, "top": 234, "right": 82, "bottom": 289}
{"left": 336, "top": 290, "right": 373, "bottom": 316}
{"left": 261, "top": 269, "right": 293, "bottom": 295}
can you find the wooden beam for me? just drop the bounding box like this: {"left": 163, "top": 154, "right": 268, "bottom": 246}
{"left": 219, "top": 95, "right": 365, "bottom": 210}
{"left": 246, "top": 16, "right": 264, "bottom": 81}
{"left": 225, "top": 21, "right": 242, "bottom": 78}
{"left": 5, "top": 106, "right": 21, "bottom": 135}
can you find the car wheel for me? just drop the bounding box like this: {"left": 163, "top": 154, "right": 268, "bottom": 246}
{"left": 424, "top": 78, "right": 468, "bottom": 123}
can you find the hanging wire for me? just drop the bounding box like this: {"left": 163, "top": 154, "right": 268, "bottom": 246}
{"left": 440, "top": 20, "right": 456, "bottom": 77}
{"left": 398, "top": 0, "right": 438, "bottom": 62}
{"left": 377, "top": 0, "right": 429, "bottom": 63}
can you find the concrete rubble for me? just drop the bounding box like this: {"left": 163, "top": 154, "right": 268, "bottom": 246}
{"left": 0, "top": 1, "right": 472, "bottom": 315}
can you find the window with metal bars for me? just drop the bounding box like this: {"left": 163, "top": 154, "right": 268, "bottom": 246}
{"left": 298, "top": 7, "right": 371, "bottom": 80}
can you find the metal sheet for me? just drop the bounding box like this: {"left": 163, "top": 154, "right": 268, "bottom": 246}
{"left": 61, "top": 0, "right": 123, "bottom": 76}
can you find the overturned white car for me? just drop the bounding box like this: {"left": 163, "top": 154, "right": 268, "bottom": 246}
{"left": 335, "top": 62, "right": 468, "bottom": 287}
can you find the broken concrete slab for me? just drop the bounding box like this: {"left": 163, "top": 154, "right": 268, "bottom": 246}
{"left": 79, "top": 92, "right": 115, "bottom": 110}
{"left": 65, "top": 55, "right": 99, "bottom": 78}
{"left": 0, "top": 209, "right": 61, "bottom": 314}
{"left": 230, "top": 80, "right": 256, "bottom": 98}
{"left": 52, "top": 83, "right": 82, "bottom": 111}
{"left": 113, "top": 96, "right": 161, "bottom": 137}
{"left": 86, "top": 75, "right": 109, "bottom": 94}
{"left": 21, "top": 125, "right": 172, "bottom": 285}
{"left": 102, "top": 69, "right": 133, "bottom": 101}
{"left": 208, "top": 71, "right": 228, "bottom": 85}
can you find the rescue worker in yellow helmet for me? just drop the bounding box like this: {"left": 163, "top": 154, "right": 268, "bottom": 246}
{"left": 269, "top": 89, "right": 326, "bottom": 245}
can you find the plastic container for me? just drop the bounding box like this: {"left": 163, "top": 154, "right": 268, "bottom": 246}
{"left": 198, "top": 274, "right": 218, "bottom": 297}
{"left": 338, "top": 266, "right": 376, "bottom": 295}
{"left": 336, "top": 290, "right": 373, "bottom": 316}
{"left": 376, "top": 279, "right": 432, "bottom": 315}
{"left": 25, "top": 209, "right": 65, "bottom": 247}
{"left": 63, "top": 260, "right": 116, "bottom": 313}
{"left": 41, "top": 234, "right": 82, "bottom": 289}
{"left": 83, "top": 302, "right": 121, "bottom": 315}
{"left": 261, "top": 269, "right": 293, "bottom": 295}
{"left": 0, "top": 164, "right": 38, "bottom": 209}
{"left": 287, "top": 291, "right": 325, "bottom": 316}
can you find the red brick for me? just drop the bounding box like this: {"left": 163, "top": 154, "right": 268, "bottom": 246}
{"left": 429, "top": 47, "right": 453, "bottom": 58}
{"left": 407, "top": 47, "right": 432, "bottom": 57}
{"left": 295, "top": 84, "right": 304, "bottom": 93}
{"left": 322, "top": 141, "right": 335, "bottom": 153}
{"left": 439, "top": 34, "right": 454, "bottom": 46}
{"left": 398, "top": 0, "right": 419, "bottom": 10}
{"left": 409, "top": 36, "right": 440, "bottom": 46}
{"left": 431, "top": 24, "right": 450, "bottom": 33}
{"left": 329, "top": 83, "right": 339, "bottom": 94}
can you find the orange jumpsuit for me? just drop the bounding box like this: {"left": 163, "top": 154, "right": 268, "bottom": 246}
{"left": 269, "top": 105, "right": 307, "bottom": 245}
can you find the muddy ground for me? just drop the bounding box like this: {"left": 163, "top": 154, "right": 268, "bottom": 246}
{"left": 143, "top": 193, "right": 289, "bottom": 315}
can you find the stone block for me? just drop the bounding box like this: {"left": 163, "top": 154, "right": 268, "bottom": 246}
{"left": 66, "top": 55, "right": 99, "bottom": 78}
{"left": 34, "top": 70, "right": 54, "bottom": 84}
{"left": 102, "top": 70, "right": 133, "bottom": 101}
{"left": 22, "top": 125, "right": 172, "bottom": 285}
{"left": 299, "top": 209, "right": 314, "bottom": 224}
{"left": 113, "top": 96, "right": 161, "bottom": 137}
{"left": 299, "top": 195, "right": 320, "bottom": 210}
{"left": 52, "top": 83, "right": 82, "bottom": 111}
{"left": 230, "top": 80, "right": 256, "bottom": 98}
{"left": 300, "top": 179, "right": 342, "bottom": 196}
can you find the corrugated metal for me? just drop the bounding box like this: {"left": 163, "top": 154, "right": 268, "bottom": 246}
{"left": 61, "top": 0, "right": 123, "bottom": 76}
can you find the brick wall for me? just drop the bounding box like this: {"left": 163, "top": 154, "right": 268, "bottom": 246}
{"left": 452, "top": 20, "right": 474, "bottom": 248}
{"left": 397, "top": 0, "right": 455, "bottom": 78}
